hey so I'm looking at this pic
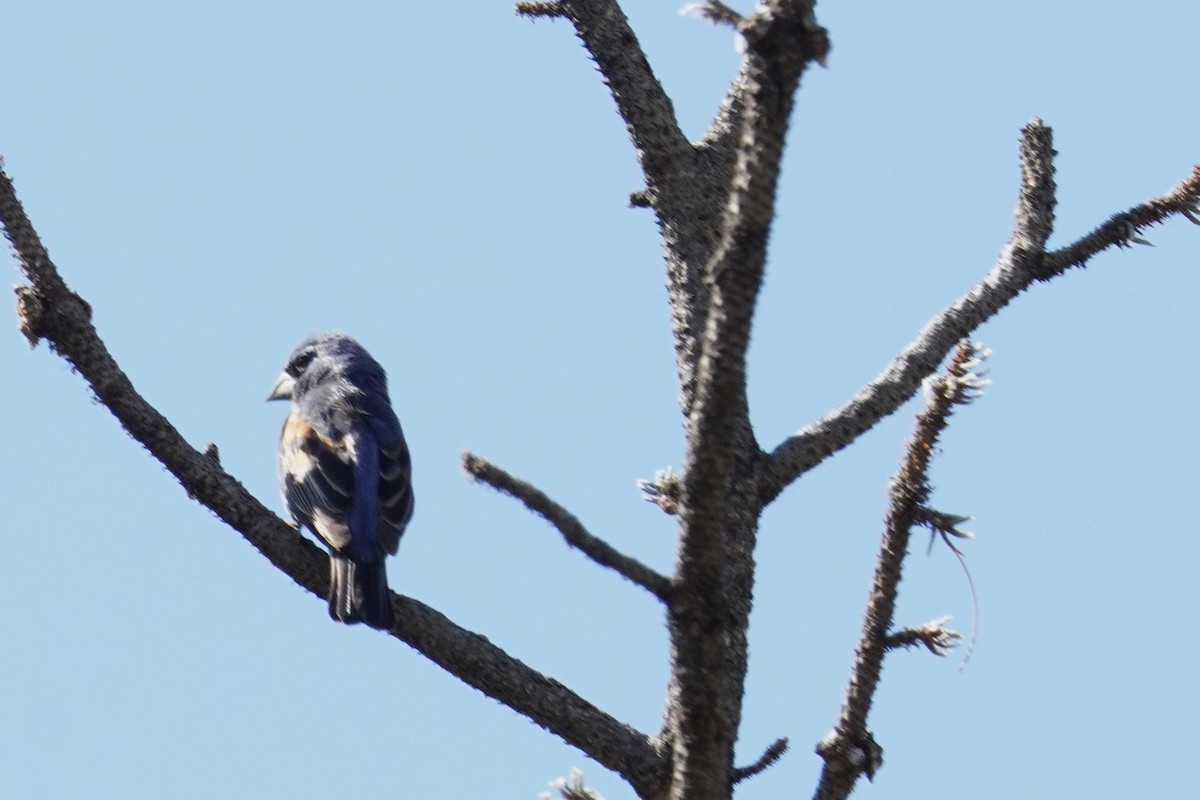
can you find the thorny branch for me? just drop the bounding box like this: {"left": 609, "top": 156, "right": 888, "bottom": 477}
{"left": 681, "top": 1, "right": 744, "bottom": 29}
{"left": 669, "top": 4, "right": 828, "bottom": 799}
{"left": 732, "top": 737, "right": 790, "bottom": 783}
{"left": 521, "top": 4, "right": 831, "bottom": 798}
{"left": 883, "top": 618, "right": 962, "bottom": 656}
{"left": 9, "top": 2, "right": 1199, "bottom": 798}
{"left": 814, "top": 341, "right": 988, "bottom": 800}
{"left": 760, "top": 137, "right": 1200, "bottom": 505}
{"left": 462, "top": 451, "right": 672, "bottom": 601}
{"left": 542, "top": 769, "right": 603, "bottom": 800}
{"left": 518, "top": 0, "right": 715, "bottom": 419}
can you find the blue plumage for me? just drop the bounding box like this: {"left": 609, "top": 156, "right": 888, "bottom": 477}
{"left": 269, "top": 332, "right": 413, "bottom": 628}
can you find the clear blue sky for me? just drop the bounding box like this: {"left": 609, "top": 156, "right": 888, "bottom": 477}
{"left": 3, "top": 3, "right": 1197, "bottom": 799}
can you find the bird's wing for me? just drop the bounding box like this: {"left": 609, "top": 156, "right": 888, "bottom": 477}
{"left": 377, "top": 433, "right": 413, "bottom": 555}
{"left": 280, "top": 409, "right": 356, "bottom": 552}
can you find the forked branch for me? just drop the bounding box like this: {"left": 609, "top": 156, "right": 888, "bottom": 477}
{"left": 760, "top": 125, "right": 1200, "bottom": 504}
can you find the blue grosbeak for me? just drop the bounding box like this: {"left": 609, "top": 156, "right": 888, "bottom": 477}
{"left": 268, "top": 332, "right": 413, "bottom": 629}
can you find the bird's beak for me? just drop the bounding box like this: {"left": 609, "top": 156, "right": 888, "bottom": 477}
{"left": 266, "top": 372, "right": 295, "bottom": 402}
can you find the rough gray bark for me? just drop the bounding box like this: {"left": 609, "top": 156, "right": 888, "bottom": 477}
{"left": 5, "top": 2, "right": 1199, "bottom": 799}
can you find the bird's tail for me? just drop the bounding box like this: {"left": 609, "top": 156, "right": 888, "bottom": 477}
{"left": 328, "top": 555, "right": 395, "bottom": 630}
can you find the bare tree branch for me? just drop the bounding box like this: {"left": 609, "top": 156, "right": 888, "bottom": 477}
{"left": 516, "top": 2, "right": 566, "bottom": 19}
{"left": 12, "top": 3, "right": 1196, "bottom": 797}
{"left": 667, "top": 4, "right": 829, "bottom": 799}
{"left": 1012, "top": 117, "right": 1057, "bottom": 251}
{"left": 0, "top": 165, "right": 670, "bottom": 800}
{"left": 514, "top": 15, "right": 834, "bottom": 792}
{"left": 397, "top": 595, "right": 667, "bottom": 796}
{"left": 688, "top": 1, "right": 830, "bottom": 455}
{"left": 526, "top": 0, "right": 719, "bottom": 421}
{"left": 883, "top": 617, "right": 962, "bottom": 656}
{"left": 1043, "top": 164, "right": 1200, "bottom": 272}
{"left": 523, "top": 0, "right": 759, "bottom": 423}
{"left": 697, "top": 0, "right": 829, "bottom": 189}
{"left": 536, "top": 0, "right": 691, "bottom": 180}
{"left": 638, "top": 465, "right": 682, "bottom": 516}
{"left": 760, "top": 136, "right": 1200, "bottom": 505}
{"left": 681, "top": 1, "right": 744, "bottom": 28}
{"left": 462, "top": 451, "right": 672, "bottom": 601}
{"left": 814, "top": 341, "right": 986, "bottom": 800}
{"left": 732, "top": 736, "right": 789, "bottom": 783}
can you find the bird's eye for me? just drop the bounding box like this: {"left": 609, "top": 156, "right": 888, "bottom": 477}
{"left": 287, "top": 351, "right": 316, "bottom": 377}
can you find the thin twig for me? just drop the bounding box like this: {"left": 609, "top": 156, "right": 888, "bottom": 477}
{"left": 680, "top": 1, "right": 743, "bottom": 28}
{"left": 732, "top": 737, "right": 789, "bottom": 783}
{"left": 542, "top": 768, "right": 603, "bottom": 800}
{"left": 1042, "top": 164, "right": 1200, "bottom": 274}
{"left": 516, "top": 1, "right": 566, "bottom": 18}
{"left": 462, "top": 452, "right": 671, "bottom": 601}
{"left": 638, "top": 465, "right": 682, "bottom": 515}
{"left": 814, "top": 341, "right": 986, "bottom": 800}
{"left": 883, "top": 617, "right": 961, "bottom": 656}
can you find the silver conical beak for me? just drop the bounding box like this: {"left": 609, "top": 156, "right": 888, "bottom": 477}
{"left": 266, "top": 372, "right": 295, "bottom": 402}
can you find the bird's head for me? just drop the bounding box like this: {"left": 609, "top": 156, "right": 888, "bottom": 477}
{"left": 267, "top": 332, "right": 384, "bottom": 403}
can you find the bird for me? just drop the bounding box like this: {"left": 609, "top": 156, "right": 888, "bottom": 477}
{"left": 267, "top": 332, "right": 413, "bottom": 629}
